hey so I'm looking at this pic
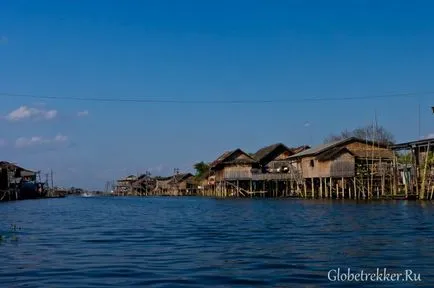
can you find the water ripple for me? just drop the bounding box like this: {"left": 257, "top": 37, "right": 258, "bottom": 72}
{"left": 1, "top": 197, "right": 433, "bottom": 287}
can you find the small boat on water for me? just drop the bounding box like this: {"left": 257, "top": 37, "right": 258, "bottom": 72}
{"left": 81, "top": 192, "right": 93, "bottom": 197}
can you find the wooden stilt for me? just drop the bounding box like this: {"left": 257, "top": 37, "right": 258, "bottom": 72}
{"left": 311, "top": 178, "right": 314, "bottom": 199}
{"left": 319, "top": 178, "right": 323, "bottom": 198}
{"left": 336, "top": 183, "right": 339, "bottom": 199}
{"left": 341, "top": 177, "right": 344, "bottom": 198}
{"left": 353, "top": 177, "right": 357, "bottom": 199}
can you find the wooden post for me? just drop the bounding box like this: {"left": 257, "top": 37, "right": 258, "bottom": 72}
{"left": 420, "top": 142, "right": 431, "bottom": 200}
{"left": 336, "top": 183, "right": 339, "bottom": 199}
{"left": 263, "top": 181, "right": 266, "bottom": 198}
{"left": 275, "top": 180, "right": 278, "bottom": 198}
{"left": 285, "top": 180, "right": 288, "bottom": 197}
{"left": 311, "top": 178, "right": 314, "bottom": 198}
{"left": 319, "top": 178, "right": 323, "bottom": 198}
{"left": 329, "top": 177, "right": 332, "bottom": 198}
{"left": 303, "top": 180, "right": 307, "bottom": 198}
{"left": 393, "top": 154, "right": 398, "bottom": 196}
{"left": 341, "top": 177, "right": 345, "bottom": 198}
{"left": 250, "top": 180, "right": 253, "bottom": 198}
{"left": 353, "top": 177, "right": 357, "bottom": 199}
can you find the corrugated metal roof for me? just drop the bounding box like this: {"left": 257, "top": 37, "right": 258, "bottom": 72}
{"left": 289, "top": 139, "right": 349, "bottom": 158}
{"left": 391, "top": 138, "right": 434, "bottom": 150}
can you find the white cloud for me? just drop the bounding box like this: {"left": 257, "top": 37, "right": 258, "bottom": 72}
{"left": 5, "top": 106, "right": 58, "bottom": 121}
{"left": 54, "top": 134, "right": 68, "bottom": 142}
{"left": 15, "top": 134, "right": 68, "bottom": 148}
{"left": 77, "top": 110, "right": 89, "bottom": 117}
{"left": 304, "top": 121, "right": 311, "bottom": 127}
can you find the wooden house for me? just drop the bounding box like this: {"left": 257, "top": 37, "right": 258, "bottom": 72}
{"left": 153, "top": 176, "right": 173, "bottom": 195}
{"left": 152, "top": 173, "right": 195, "bottom": 196}
{"left": 131, "top": 173, "right": 156, "bottom": 196}
{"left": 287, "top": 137, "right": 394, "bottom": 199}
{"left": 208, "top": 149, "right": 259, "bottom": 197}
{"left": 253, "top": 143, "right": 294, "bottom": 172}
{"left": 248, "top": 143, "right": 310, "bottom": 196}
{"left": 391, "top": 137, "right": 434, "bottom": 199}
{"left": 210, "top": 149, "right": 259, "bottom": 182}
{"left": 114, "top": 175, "right": 137, "bottom": 195}
{"left": 0, "top": 161, "right": 40, "bottom": 201}
{"left": 168, "top": 173, "right": 195, "bottom": 196}
{"left": 0, "top": 161, "right": 37, "bottom": 188}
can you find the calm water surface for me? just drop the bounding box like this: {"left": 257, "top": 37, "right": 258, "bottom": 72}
{"left": 1, "top": 197, "right": 433, "bottom": 287}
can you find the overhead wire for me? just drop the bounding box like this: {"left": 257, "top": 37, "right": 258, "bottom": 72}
{"left": 0, "top": 91, "right": 432, "bottom": 104}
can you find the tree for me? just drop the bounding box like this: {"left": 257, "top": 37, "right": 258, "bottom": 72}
{"left": 397, "top": 152, "right": 412, "bottom": 164}
{"left": 324, "top": 124, "right": 395, "bottom": 145}
{"left": 193, "top": 161, "right": 210, "bottom": 179}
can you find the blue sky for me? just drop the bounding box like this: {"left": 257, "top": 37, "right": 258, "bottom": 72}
{"left": 1, "top": 0, "right": 433, "bottom": 190}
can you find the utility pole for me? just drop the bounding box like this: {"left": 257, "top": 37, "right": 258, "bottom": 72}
{"left": 50, "top": 169, "right": 54, "bottom": 190}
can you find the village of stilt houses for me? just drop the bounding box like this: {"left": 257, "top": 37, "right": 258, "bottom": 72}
{"left": 2, "top": 134, "right": 434, "bottom": 202}
{"left": 112, "top": 136, "right": 434, "bottom": 200}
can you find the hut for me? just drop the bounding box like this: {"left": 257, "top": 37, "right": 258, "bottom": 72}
{"left": 209, "top": 149, "right": 260, "bottom": 197}
{"left": 167, "top": 173, "right": 196, "bottom": 196}
{"left": 114, "top": 175, "right": 137, "bottom": 195}
{"left": 253, "top": 143, "right": 295, "bottom": 172}
{"left": 251, "top": 143, "right": 310, "bottom": 197}
{"left": 151, "top": 173, "right": 195, "bottom": 196}
{"left": 0, "top": 161, "right": 41, "bottom": 201}
{"left": 131, "top": 173, "right": 156, "bottom": 196}
{"left": 391, "top": 137, "right": 434, "bottom": 199}
{"left": 287, "top": 137, "right": 394, "bottom": 199}
{"left": 153, "top": 176, "right": 173, "bottom": 195}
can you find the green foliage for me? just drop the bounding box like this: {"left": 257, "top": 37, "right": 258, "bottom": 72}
{"left": 324, "top": 124, "right": 395, "bottom": 145}
{"left": 397, "top": 152, "right": 412, "bottom": 164}
{"left": 422, "top": 151, "right": 434, "bottom": 167}
{"left": 193, "top": 161, "right": 210, "bottom": 179}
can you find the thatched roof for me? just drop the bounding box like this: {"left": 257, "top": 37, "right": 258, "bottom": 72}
{"left": 292, "top": 145, "right": 311, "bottom": 154}
{"left": 351, "top": 149, "right": 394, "bottom": 159}
{"left": 210, "top": 149, "right": 258, "bottom": 169}
{"left": 168, "top": 173, "right": 194, "bottom": 184}
{"left": 253, "top": 143, "right": 291, "bottom": 163}
{"left": 288, "top": 137, "right": 390, "bottom": 159}
{"left": 316, "top": 147, "right": 354, "bottom": 161}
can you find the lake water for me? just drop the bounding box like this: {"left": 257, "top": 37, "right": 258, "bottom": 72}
{"left": 1, "top": 197, "right": 433, "bottom": 287}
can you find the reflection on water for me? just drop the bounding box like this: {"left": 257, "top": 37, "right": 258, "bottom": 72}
{"left": 0, "top": 197, "right": 433, "bottom": 287}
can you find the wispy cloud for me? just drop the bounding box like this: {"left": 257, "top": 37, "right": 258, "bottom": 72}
{"left": 15, "top": 133, "right": 68, "bottom": 148}
{"left": 148, "top": 164, "right": 164, "bottom": 174}
{"left": 304, "top": 121, "right": 311, "bottom": 127}
{"left": 77, "top": 110, "right": 89, "bottom": 117}
{"left": 0, "top": 139, "right": 7, "bottom": 147}
{"left": 0, "top": 36, "right": 7, "bottom": 45}
{"left": 5, "top": 106, "right": 58, "bottom": 121}
{"left": 426, "top": 133, "right": 434, "bottom": 139}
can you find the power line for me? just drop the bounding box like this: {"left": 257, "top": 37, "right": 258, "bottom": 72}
{"left": 0, "top": 91, "right": 432, "bottom": 104}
